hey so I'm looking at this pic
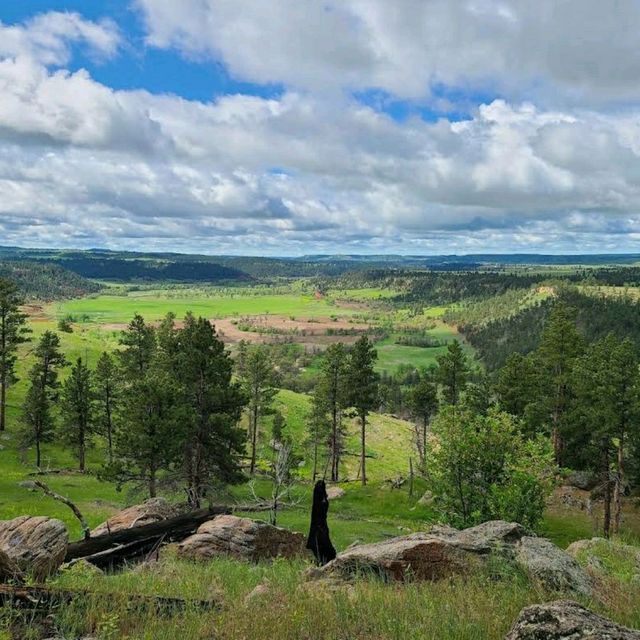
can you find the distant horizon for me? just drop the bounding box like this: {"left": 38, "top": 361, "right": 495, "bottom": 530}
{"left": 3, "top": 3, "right": 640, "bottom": 253}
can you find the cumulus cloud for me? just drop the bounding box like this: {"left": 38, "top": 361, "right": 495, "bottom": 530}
{"left": 1, "top": 6, "right": 640, "bottom": 253}
{"left": 136, "top": 0, "right": 640, "bottom": 104}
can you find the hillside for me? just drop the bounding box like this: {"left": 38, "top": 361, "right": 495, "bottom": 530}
{"left": 0, "top": 260, "right": 102, "bottom": 301}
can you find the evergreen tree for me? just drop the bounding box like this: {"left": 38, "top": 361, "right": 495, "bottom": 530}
{"left": 307, "top": 390, "right": 331, "bottom": 482}
{"left": 110, "top": 364, "right": 183, "bottom": 498}
{"left": 495, "top": 353, "right": 537, "bottom": 419}
{"left": 347, "top": 336, "right": 378, "bottom": 486}
{"left": 535, "top": 303, "right": 584, "bottom": 465}
{"left": 94, "top": 352, "right": 120, "bottom": 464}
{"left": 0, "top": 278, "right": 30, "bottom": 431}
{"left": 118, "top": 313, "right": 155, "bottom": 376}
{"left": 271, "top": 410, "right": 285, "bottom": 444}
{"left": 436, "top": 340, "right": 469, "bottom": 406}
{"left": 20, "top": 331, "right": 66, "bottom": 468}
{"left": 313, "top": 343, "right": 349, "bottom": 481}
{"left": 407, "top": 371, "right": 438, "bottom": 474}
{"left": 176, "top": 314, "right": 246, "bottom": 507}
{"left": 60, "top": 357, "right": 94, "bottom": 471}
{"left": 240, "top": 344, "right": 277, "bottom": 475}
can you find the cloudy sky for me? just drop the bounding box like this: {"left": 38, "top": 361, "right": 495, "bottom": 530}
{"left": 2, "top": 1, "right": 640, "bottom": 255}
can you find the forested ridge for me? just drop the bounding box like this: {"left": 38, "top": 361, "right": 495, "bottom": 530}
{"left": 0, "top": 261, "right": 101, "bottom": 301}
{"left": 459, "top": 288, "right": 640, "bottom": 370}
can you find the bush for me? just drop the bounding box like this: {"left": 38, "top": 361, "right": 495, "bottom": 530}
{"left": 427, "top": 407, "right": 554, "bottom": 530}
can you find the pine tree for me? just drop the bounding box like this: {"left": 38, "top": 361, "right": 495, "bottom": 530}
{"left": 407, "top": 372, "right": 438, "bottom": 473}
{"left": 347, "top": 336, "right": 378, "bottom": 486}
{"left": 0, "top": 278, "right": 31, "bottom": 431}
{"left": 20, "top": 331, "right": 66, "bottom": 468}
{"left": 240, "top": 344, "right": 277, "bottom": 475}
{"left": 94, "top": 352, "right": 120, "bottom": 464}
{"left": 436, "top": 340, "right": 469, "bottom": 406}
{"left": 60, "top": 357, "right": 94, "bottom": 472}
{"left": 313, "top": 343, "right": 348, "bottom": 481}
{"left": 118, "top": 313, "right": 155, "bottom": 376}
{"left": 110, "top": 365, "right": 183, "bottom": 498}
{"left": 307, "top": 391, "right": 331, "bottom": 481}
{"left": 536, "top": 303, "right": 584, "bottom": 465}
{"left": 176, "top": 314, "right": 246, "bottom": 507}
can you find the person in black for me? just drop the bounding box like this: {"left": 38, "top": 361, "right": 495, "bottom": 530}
{"left": 306, "top": 479, "right": 337, "bottom": 565}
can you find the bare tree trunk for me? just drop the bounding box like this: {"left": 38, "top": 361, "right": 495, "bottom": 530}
{"left": 250, "top": 407, "right": 258, "bottom": 475}
{"left": 36, "top": 437, "right": 41, "bottom": 469}
{"left": 602, "top": 445, "right": 611, "bottom": 539}
{"left": 312, "top": 439, "right": 318, "bottom": 482}
{"left": 409, "top": 457, "right": 414, "bottom": 497}
{"left": 0, "top": 372, "right": 6, "bottom": 432}
{"left": 613, "top": 434, "right": 624, "bottom": 534}
{"left": 360, "top": 413, "right": 367, "bottom": 486}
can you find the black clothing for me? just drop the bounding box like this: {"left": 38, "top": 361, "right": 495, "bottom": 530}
{"left": 306, "top": 480, "right": 337, "bottom": 565}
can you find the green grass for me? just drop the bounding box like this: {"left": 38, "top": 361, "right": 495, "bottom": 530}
{"left": 50, "top": 290, "right": 358, "bottom": 324}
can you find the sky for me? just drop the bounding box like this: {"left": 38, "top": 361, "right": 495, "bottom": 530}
{"left": 2, "top": 1, "right": 640, "bottom": 255}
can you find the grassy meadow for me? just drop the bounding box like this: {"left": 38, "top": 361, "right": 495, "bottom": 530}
{"left": 2, "top": 279, "right": 640, "bottom": 639}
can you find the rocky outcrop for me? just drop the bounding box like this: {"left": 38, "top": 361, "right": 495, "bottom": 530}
{"left": 177, "top": 515, "right": 307, "bottom": 562}
{"left": 563, "top": 470, "right": 597, "bottom": 491}
{"left": 514, "top": 537, "right": 593, "bottom": 597}
{"left": 309, "top": 520, "right": 592, "bottom": 596}
{"left": 567, "top": 537, "right": 640, "bottom": 582}
{"left": 0, "top": 516, "right": 68, "bottom": 580}
{"left": 91, "top": 498, "right": 178, "bottom": 536}
{"left": 505, "top": 600, "right": 640, "bottom": 639}
{"left": 310, "top": 521, "right": 527, "bottom": 582}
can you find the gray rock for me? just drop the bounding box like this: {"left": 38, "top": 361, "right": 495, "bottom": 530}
{"left": 505, "top": 600, "right": 640, "bottom": 639}
{"left": 91, "top": 497, "right": 178, "bottom": 536}
{"left": 515, "top": 537, "right": 593, "bottom": 597}
{"left": 0, "top": 516, "right": 68, "bottom": 580}
{"left": 0, "top": 548, "right": 23, "bottom": 583}
{"left": 564, "top": 470, "right": 597, "bottom": 491}
{"left": 326, "top": 486, "right": 345, "bottom": 500}
{"left": 177, "top": 515, "right": 307, "bottom": 562}
{"left": 17, "top": 481, "right": 38, "bottom": 491}
{"left": 311, "top": 520, "right": 528, "bottom": 582}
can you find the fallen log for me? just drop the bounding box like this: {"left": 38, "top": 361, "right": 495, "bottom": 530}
{"left": 65, "top": 506, "right": 231, "bottom": 566}
{"left": 0, "top": 583, "right": 218, "bottom": 614}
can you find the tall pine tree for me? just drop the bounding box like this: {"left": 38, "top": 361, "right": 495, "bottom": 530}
{"left": 347, "top": 336, "right": 378, "bottom": 486}
{"left": 0, "top": 278, "right": 30, "bottom": 431}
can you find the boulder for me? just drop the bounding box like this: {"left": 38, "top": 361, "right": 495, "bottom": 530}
{"left": 91, "top": 498, "right": 178, "bottom": 536}
{"left": 311, "top": 521, "right": 528, "bottom": 582}
{"left": 418, "top": 491, "right": 434, "bottom": 506}
{"left": 0, "top": 548, "right": 22, "bottom": 582}
{"left": 177, "top": 515, "right": 307, "bottom": 562}
{"left": 564, "top": 470, "right": 597, "bottom": 491}
{"left": 514, "top": 537, "right": 593, "bottom": 597}
{"left": 567, "top": 538, "right": 640, "bottom": 581}
{"left": 326, "top": 486, "right": 345, "bottom": 500}
{"left": 505, "top": 600, "right": 640, "bottom": 639}
{"left": 0, "top": 516, "right": 68, "bottom": 580}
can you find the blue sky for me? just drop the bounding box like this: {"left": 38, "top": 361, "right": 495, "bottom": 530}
{"left": 1, "top": 1, "right": 640, "bottom": 255}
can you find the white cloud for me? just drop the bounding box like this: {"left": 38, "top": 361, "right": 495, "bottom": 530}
{"left": 2, "top": 7, "right": 640, "bottom": 253}
{"left": 0, "top": 11, "right": 120, "bottom": 65}
{"left": 136, "top": 0, "right": 640, "bottom": 104}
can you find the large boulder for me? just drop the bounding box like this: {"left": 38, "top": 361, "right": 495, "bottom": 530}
{"left": 91, "top": 498, "right": 178, "bottom": 536}
{"left": 311, "top": 521, "right": 528, "bottom": 582}
{"left": 177, "top": 515, "right": 307, "bottom": 562}
{"left": 564, "top": 470, "right": 598, "bottom": 491}
{"left": 505, "top": 600, "right": 640, "bottom": 639}
{"left": 0, "top": 516, "right": 68, "bottom": 580}
{"left": 0, "top": 548, "right": 22, "bottom": 582}
{"left": 567, "top": 538, "right": 640, "bottom": 582}
{"left": 514, "top": 537, "right": 593, "bottom": 597}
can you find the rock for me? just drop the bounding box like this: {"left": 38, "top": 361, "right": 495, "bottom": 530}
{"left": 244, "top": 580, "right": 271, "bottom": 605}
{"left": 418, "top": 491, "right": 434, "bottom": 506}
{"left": 311, "top": 520, "right": 528, "bottom": 582}
{"left": 564, "top": 470, "right": 597, "bottom": 491}
{"left": 177, "top": 515, "right": 307, "bottom": 563}
{"left": 326, "top": 486, "right": 345, "bottom": 500}
{"left": 0, "top": 548, "right": 22, "bottom": 582}
{"left": 18, "top": 481, "right": 38, "bottom": 491}
{"left": 0, "top": 516, "right": 68, "bottom": 580}
{"left": 91, "top": 498, "right": 178, "bottom": 536}
{"left": 567, "top": 538, "right": 640, "bottom": 580}
{"left": 514, "top": 537, "right": 593, "bottom": 597}
{"left": 505, "top": 600, "right": 640, "bottom": 639}
{"left": 60, "top": 558, "right": 104, "bottom": 578}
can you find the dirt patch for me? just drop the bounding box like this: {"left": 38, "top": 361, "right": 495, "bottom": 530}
{"left": 215, "top": 315, "right": 373, "bottom": 345}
